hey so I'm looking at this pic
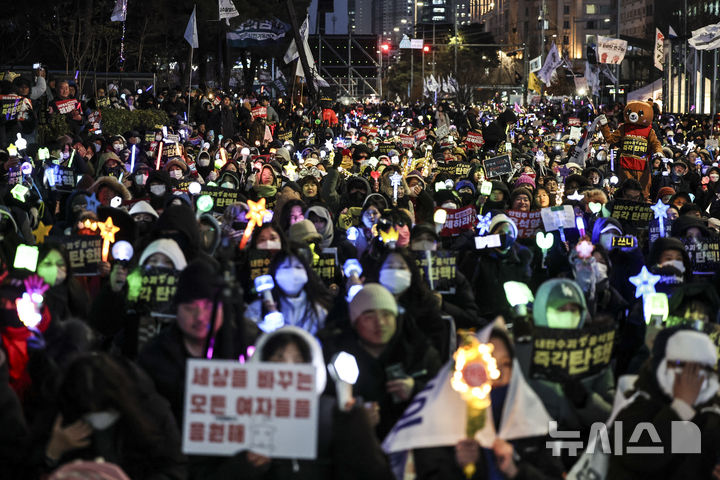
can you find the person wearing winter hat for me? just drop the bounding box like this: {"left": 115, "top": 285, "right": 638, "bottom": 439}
{"left": 478, "top": 180, "right": 510, "bottom": 213}
{"left": 656, "top": 186, "right": 676, "bottom": 203}
{"left": 322, "top": 283, "right": 441, "bottom": 438}
{"left": 288, "top": 219, "right": 322, "bottom": 247}
{"left": 164, "top": 157, "right": 188, "bottom": 183}
{"left": 513, "top": 173, "right": 536, "bottom": 191}
{"left": 129, "top": 200, "right": 159, "bottom": 237}
{"left": 88, "top": 175, "right": 131, "bottom": 207}
{"left": 139, "top": 238, "right": 187, "bottom": 271}
{"left": 509, "top": 187, "right": 533, "bottom": 212}
{"left": 608, "top": 327, "right": 720, "bottom": 479}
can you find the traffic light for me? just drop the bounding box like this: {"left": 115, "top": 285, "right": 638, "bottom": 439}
{"left": 423, "top": 45, "right": 430, "bottom": 53}
{"left": 381, "top": 44, "right": 390, "bottom": 52}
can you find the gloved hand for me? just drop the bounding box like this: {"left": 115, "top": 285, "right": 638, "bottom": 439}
{"left": 596, "top": 114, "right": 608, "bottom": 126}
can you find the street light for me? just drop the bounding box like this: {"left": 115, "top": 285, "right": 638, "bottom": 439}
{"left": 422, "top": 45, "right": 430, "bottom": 98}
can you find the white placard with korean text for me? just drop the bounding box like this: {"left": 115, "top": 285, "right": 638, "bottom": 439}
{"left": 182, "top": 359, "right": 318, "bottom": 458}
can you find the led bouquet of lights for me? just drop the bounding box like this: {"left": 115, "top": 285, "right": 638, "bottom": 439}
{"left": 451, "top": 332, "right": 500, "bottom": 479}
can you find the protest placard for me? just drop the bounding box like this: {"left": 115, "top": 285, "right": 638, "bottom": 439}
{"left": 540, "top": 205, "right": 576, "bottom": 232}
{"left": 376, "top": 143, "right": 396, "bottom": 156}
{"left": 337, "top": 207, "right": 362, "bottom": 231}
{"left": 465, "top": 130, "right": 485, "bottom": 149}
{"left": 7, "top": 166, "right": 21, "bottom": 186}
{"left": 248, "top": 250, "right": 273, "bottom": 285}
{"left": 611, "top": 236, "right": 638, "bottom": 249}
{"left": 454, "top": 162, "right": 472, "bottom": 177}
{"left": 413, "top": 129, "right": 426, "bottom": 142}
{"left": 164, "top": 143, "right": 183, "bottom": 158}
{"left": 361, "top": 125, "right": 378, "bottom": 136}
{"left": 568, "top": 117, "right": 581, "bottom": 127}
{"left": 611, "top": 199, "right": 654, "bottom": 228}
{"left": 251, "top": 106, "right": 267, "bottom": 119}
{"left": 682, "top": 236, "right": 720, "bottom": 275}
{"left": 435, "top": 125, "right": 450, "bottom": 140}
{"left": 530, "top": 323, "right": 616, "bottom": 380}
{"left": 182, "top": 359, "right": 318, "bottom": 458}
{"left": 399, "top": 134, "right": 415, "bottom": 149}
{"left": 505, "top": 210, "right": 543, "bottom": 238}
{"left": 58, "top": 236, "right": 102, "bottom": 276}
{"left": 413, "top": 250, "right": 456, "bottom": 294}
{"left": 596, "top": 35, "right": 628, "bottom": 65}
{"left": 482, "top": 154, "right": 512, "bottom": 178}
{"left": 45, "top": 165, "right": 76, "bottom": 191}
{"left": 436, "top": 206, "right": 476, "bottom": 237}
{"left": 313, "top": 248, "right": 338, "bottom": 285}
{"left": 202, "top": 186, "right": 242, "bottom": 212}
{"left": 648, "top": 218, "right": 674, "bottom": 246}
{"left": 136, "top": 267, "right": 179, "bottom": 316}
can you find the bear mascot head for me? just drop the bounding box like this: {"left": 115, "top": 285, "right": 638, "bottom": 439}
{"left": 623, "top": 100, "right": 654, "bottom": 127}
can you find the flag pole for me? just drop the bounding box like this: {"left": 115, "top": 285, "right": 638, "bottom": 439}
{"left": 188, "top": 46, "right": 193, "bottom": 124}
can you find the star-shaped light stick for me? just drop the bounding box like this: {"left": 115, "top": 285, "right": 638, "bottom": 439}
{"left": 33, "top": 222, "right": 53, "bottom": 244}
{"left": 629, "top": 266, "right": 661, "bottom": 298}
{"left": 284, "top": 162, "right": 297, "bottom": 181}
{"left": 239, "top": 198, "right": 269, "bottom": 250}
{"left": 85, "top": 192, "right": 101, "bottom": 214}
{"left": 650, "top": 199, "right": 670, "bottom": 238}
{"left": 97, "top": 217, "right": 120, "bottom": 262}
{"left": 476, "top": 212, "right": 492, "bottom": 236}
{"left": 389, "top": 172, "right": 403, "bottom": 204}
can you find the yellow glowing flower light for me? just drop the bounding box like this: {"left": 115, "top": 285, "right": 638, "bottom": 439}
{"left": 451, "top": 340, "right": 500, "bottom": 410}
{"left": 239, "top": 198, "right": 269, "bottom": 250}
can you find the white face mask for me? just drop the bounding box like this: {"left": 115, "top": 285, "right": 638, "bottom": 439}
{"left": 113, "top": 143, "right": 123, "bottom": 152}
{"left": 150, "top": 184, "right": 166, "bottom": 196}
{"left": 135, "top": 174, "right": 148, "bottom": 185}
{"left": 83, "top": 410, "right": 120, "bottom": 430}
{"left": 379, "top": 268, "right": 412, "bottom": 295}
{"left": 710, "top": 174, "right": 720, "bottom": 182}
{"left": 221, "top": 182, "right": 235, "bottom": 189}
{"left": 93, "top": 143, "right": 102, "bottom": 152}
{"left": 275, "top": 265, "right": 308, "bottom": 296}
{"left": 257, "top": 240, "right": 281, "bottom": 251}
{"left": 657, "top": 361, "right": 719, "bottom": 405}
{"left": 169, "top": 169, "right": 183, "bottom": 179}
{"left": 660, "top": 259, "right": 686, "bottom": 274}
{"left": 198, "top": 156, "right": 210, "bottom": 167}
{"left": 546, "top": 306, "right": 581, "bottom": 329}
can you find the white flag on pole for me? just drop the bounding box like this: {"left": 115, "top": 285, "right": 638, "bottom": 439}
{"left": 689, "top": 22, "right": 720, "bottom": 50}
{"left": 218, "top": 0, "right": 239, "bottom": 25}
{"left": 537, "top": 43, "right": 562, "bottom": 85}
{"left": 184, "top": 6, "right": 199, "bottom": 49}
{"left": 654, "top": 29, "right": 665, "bottom": 71}
{"left": 595, "top": 36, "right": 628, "bottom": 64}
{"left": 110, "top": 0, "right": 127, "bottom": 22}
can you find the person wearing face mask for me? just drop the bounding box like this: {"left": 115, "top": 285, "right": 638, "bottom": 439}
{"left": 306, "top": 204, "right": 358, "bottom": 264}
{"left": 460, "top": 214, "right": 533, "bottom": 323}
{"left": 96, "top": 152, "right": 125, "bottom": 179}
{"left": 109, "top": 135, "right": 129, "bottom": 160}
{"left": 365, "top": 249, "right": 448, "bottom": 358}
{"left": 608, "top": 328, "right": 720, "bottom": 479}
{"left": 163, "top": 158, "right": 188, "bottom": 184}
{"left": 353, "top": 195, "right": 388, "bottom": 257}
{"left": 217, "top": 171, "right": 241, "bottom": 191}
{"left": 36, "top": 243, "right": 90, "bottom": 323}
{"left": 129, "top": 163, "right": 151, "bottom": 198}
{"left": 145, "top": 170, "right": 173, "bottom": 213}
{"left": 245, "top": 252, "right": 331, "bottom": 335}
{"left": 195, "top": 150, "right": 213, "bottom": 180}
{"left": 34, "top": 352, "right": 185, "bottom": 479}
{"left": 129, "top": 201, "right": 159, "bottom": 237}
{"left": 698, "top": 166, "right": 720, "bottom": 214}
{"left": 516, "top": 278, "right": 615, "bottom": 441}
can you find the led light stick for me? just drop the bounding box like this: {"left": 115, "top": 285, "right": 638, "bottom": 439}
{"left": 536, "top": 231, "right": 554, "bottom": 268}
{"left": 650, "top": 199, "right": 670, "bottom": 238}
{"left": 389, "top": 172, "right": 402, "bottom": 205}
{"left": 156, "top": 142, "right": 164, "bottom": 170}
{"left": 575, "top": 216, "right": 586, "bottom": 237}
{"left": 239, "top": 198, "right": 269, "bottom": 250}
{"left": 476, "top": 212, "right": 492, "bottom": 236}
{"left": 503, "top": 281, "right": 534, "bottom": 316}
{"left": 451, "top": 333, "right": 501, "bottom": 479}
{"left": 97, "top": 217, "right": 120, "bottom": 262}
{"left": 629, "top": 266, "right": 661, "bottom": 299}
{"left": 328, "top": 352, "right": 360, "bottom": 411}
{"left": 130, "top": 145, "right": 136, "bottom": 173}
{"left": 343, "top": 259, "right": 364, "bottom": 301}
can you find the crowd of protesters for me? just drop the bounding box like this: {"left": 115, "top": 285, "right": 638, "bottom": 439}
{"left": 1, "top": 66, "right": 720, "bottom": 480}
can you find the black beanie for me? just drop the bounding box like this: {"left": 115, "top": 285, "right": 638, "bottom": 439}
{"left": 174, "top": 261, "right": 220, "bottom": 304}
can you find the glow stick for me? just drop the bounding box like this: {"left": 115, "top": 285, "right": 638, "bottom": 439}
{"left": 156, "top": 142, "right": 164, "bottom": 170}
{"left": 97, "top": 217, "right": 120, "bottom": 262}
{"left": 239, "top": 198, "right": 269, "bottom": 250}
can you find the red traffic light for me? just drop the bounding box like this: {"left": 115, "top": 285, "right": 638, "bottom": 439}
{"left": 381, "top": 44, "right": 390, "bottom": 52}
{"left": 423, "top": 45, "right": 430, "bottom": 53}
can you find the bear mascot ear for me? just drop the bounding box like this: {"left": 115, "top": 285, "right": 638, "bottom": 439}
{"left": 646, "top": 100, "right": 654, "bottom": 109}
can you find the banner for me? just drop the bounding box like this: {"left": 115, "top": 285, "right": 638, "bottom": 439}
{"left": 183, "top": 360, "right": 318, "bottom": 458}
{"left": 435, "top": 125, "right": 450, "bottom": 140}
{"left": 184, "top": 6, "right": 199, "bottom": 49}
{"left": 596, "top": 36, "right": 628, "bottom": 65}
{"left": 529, "top": 56, "right": 542, "bottom": 73}
{"left": 0, "top": 94, "right": 31, "bottom": 121}
{"left": 413, "top": 250, "right": 457, "bottom": 294}
{"left": 137, "top": 267, "right": 180, "bottom": 316}
{"left": 399, "top": 134, "right": 415, "bottom": 149}
{"left": 482, "top": 154, "right": 513, "bottom": 178}
{"left": 682, "top": 236, "right": 720, "bottom": 275}
{"left": 58, "top": 236, "right": 102, "bottom": 276}
{"left": 465, "top": 130, "right": 485, "bottom": 149}
{"left": 530, "top": 323, "right": 616, "bottom": 380}
{"left": 611, "top": 199, "right": 653, "bottom": 228}
{"left": 44, "top": 165, "right": 76, "bottom": 191}
{"left": 360, "top": 125, "right": 378, "bottom": 136}
{"left": 537, "top": 43, "right": 562, "bottom": 84}
{"left": 218, "top": 0, "right": 240, "bottom": 23}
{"left": 436, "top": 206, "right": 477, "bottom": 237}
{"left": 414, "top": 129, "right": 427, "bottom": 143}
{"left": 228, "top": 19, "right": 290, "bottom": 48}
{"left": 654, "top": 29, "right": 665, "bottom": 70}
{"left": 528, "top": 72, "right": 542, "bottom": 93}
{"left": 505, "top": 210, "right": 543, "bottom": 238}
